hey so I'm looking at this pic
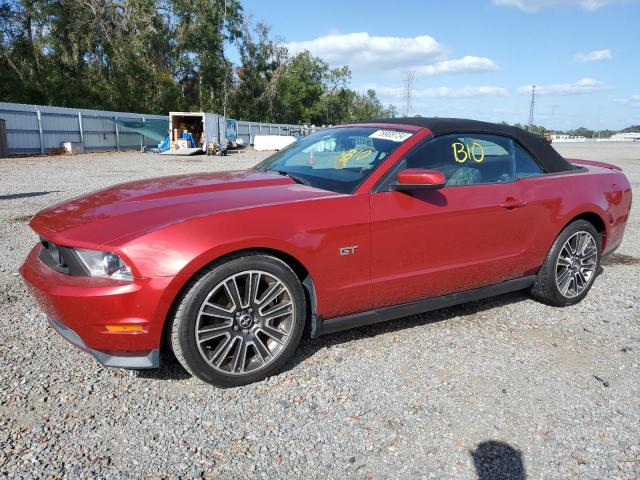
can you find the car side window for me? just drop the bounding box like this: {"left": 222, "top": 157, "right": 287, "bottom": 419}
{"left": 514, "top": 143, "right": 544, "bottom": 178}
{"left": 405, "top": 133, "right": 516, "bottom": 187}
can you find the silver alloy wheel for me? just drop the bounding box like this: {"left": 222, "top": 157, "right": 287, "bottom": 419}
{"left": 555, "top": 231, "right": 598, "bottom": 298}
{"left": 195, "top": 270, "right": 295, "bottom": 375}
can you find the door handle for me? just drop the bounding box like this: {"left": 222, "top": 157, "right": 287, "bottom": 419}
{"left": 500, "top": 198, "right": 527, "bottom": 210}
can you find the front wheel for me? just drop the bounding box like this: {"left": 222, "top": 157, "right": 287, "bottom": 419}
{"left": 170, "top": 254, "right": 306, "bottom": 387}
{"left": 531, "top": 220, "right": 601, "bottom": 306}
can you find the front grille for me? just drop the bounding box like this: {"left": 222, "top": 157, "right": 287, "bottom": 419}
{"left": 38, "top": 238, "right": 89, "bottom": 276}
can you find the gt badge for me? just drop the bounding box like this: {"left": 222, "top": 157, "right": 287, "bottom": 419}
{"left": 339, "top": 246, "right": 358, "bottom": 256}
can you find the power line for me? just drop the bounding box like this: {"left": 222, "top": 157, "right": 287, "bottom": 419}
{"left": 528, "top": 85, "right": 536, "bottom": 131}
{"left": 403, "top": 70, "right": 416, "bottom": 117}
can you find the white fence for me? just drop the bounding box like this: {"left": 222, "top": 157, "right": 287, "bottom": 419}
{"left": 235, "top": 121, "right": 307, "bottom": 147}
{"left": 0, "top": 102, "right": 309, "bottom": 156}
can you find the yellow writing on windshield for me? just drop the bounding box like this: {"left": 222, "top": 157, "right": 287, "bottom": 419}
{"left": 336, "top": 148, "right": 373, "bottom": 168}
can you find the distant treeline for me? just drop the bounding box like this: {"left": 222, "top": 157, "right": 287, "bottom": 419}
{"left": 508, "top": 122, "right": 640, "bottom": 138}
{"left": 0, "top": 0, "right": 396, "bottom": 124}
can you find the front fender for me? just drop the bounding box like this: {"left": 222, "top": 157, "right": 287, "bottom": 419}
{"left": 115, "top": 192, "right": 372, "bottom": 326}
{"left": 145, "top": 237, "right": 319, "bottom": 338}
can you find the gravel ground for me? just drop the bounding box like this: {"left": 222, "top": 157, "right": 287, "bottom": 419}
{"left": 1, "top": 144, "right": 639, "bottom": 479}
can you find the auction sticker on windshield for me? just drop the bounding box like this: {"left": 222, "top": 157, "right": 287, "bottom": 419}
{"left": 369, "top": 130, "right": 413, "bottom": 142}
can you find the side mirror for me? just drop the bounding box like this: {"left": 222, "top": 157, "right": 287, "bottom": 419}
{"left": 394, "top": 168, "right": 446, "bottom": 191}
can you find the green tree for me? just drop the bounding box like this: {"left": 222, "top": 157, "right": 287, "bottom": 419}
{"left": 230, "top": 21, "right": 286, "bottom": 122}
{"left": 1, "top": 0, "right": 397, "bottom": 123}
{"left": 171, "top": 0, "right": 243, "bottom": 113}
{"left": 0, "top": 0, "right": 184, "bottom": 112}
{"left": 566, "top": 127, "right": 594, "bottom": 138}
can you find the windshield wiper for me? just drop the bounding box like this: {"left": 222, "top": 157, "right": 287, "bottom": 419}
{"left": 271, "top": 170, "right": 311, "bottom": 186}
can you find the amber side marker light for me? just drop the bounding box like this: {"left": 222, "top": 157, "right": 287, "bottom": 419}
{"left": 105, "top": 325, "right": 144, "bottom": 332}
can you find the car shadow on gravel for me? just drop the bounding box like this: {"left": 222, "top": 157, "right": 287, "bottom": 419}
{"left": 284, "top": 290, "right": 532, "bottom": 375}
{"left": 0, "top": 190, "right": 60, "bottom": 200}
{"left": 471, "top": 440, "right": 526, "bottom": 479}
{"left": 136, "top": 291, "right": 531, "bottom": 383}
{"left": 135, "top": 351, "right": 192, "bottom": 381}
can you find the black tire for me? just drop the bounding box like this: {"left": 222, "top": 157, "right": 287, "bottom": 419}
{"left": 169, "top": 253, "right": 306, "bottom": 387}
{"left": 531, "top": 220, "right": 601, "bottom": 306}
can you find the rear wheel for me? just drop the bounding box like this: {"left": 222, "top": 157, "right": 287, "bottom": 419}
{"left": 170, "top": 254, "right": 306, "bottom": 387}
{"left": 531, "top": 220, "right": 601, "bottom": 306}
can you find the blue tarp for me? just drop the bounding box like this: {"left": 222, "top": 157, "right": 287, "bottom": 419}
{"left": 157, "top": 135, "right": 170, "bottom": 152}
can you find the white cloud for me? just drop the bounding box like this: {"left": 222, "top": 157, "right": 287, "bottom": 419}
{"left": 573, "top": 49, "right": 612, "bottom": 62}
{"left": 371, "top": 85, "right": 509, "bottom": 99}
{"left": 414, "top": 56, "right": 499, "bottom": 76}
{"left": 285, "top": 33, "right": 498, "bottom": 76}
{"left": 614, "top": 94, "right": 640, "bottom": 106}
{"left": 517, "top": 78, "right": 608, "bottom": 95}
{"left": 286, "top": 32, "right": 445, "bottom": 73}
{"left": 494, "top": 0, "right": 620, "bottom": 11}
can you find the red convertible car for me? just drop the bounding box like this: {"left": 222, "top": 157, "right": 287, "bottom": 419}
{"left": 21, "top": 118, "right": 632, "bottom": 386}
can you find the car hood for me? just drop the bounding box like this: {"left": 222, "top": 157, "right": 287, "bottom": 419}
{"left": 30, "top": 170, "right": 340, "bottom": 247}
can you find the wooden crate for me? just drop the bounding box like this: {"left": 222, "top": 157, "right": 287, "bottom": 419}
{"left": 0, "top": 118, "right": 7, "bottom": 158}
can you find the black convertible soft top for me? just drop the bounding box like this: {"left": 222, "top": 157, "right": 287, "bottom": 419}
{"left": 353, "top": 117, "right": 576, "bottom": 173}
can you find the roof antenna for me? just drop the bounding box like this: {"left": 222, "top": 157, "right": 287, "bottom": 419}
{"left": 403, "top": 70, "right": 416, "bottom": 117}
{"left": 528, "top": 85, "right": 536, "bottom": 132}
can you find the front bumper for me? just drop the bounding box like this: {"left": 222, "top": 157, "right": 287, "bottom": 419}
{"left": 20, "top": 243, "right": 174, "bottom": 369}
{"left": 48, "top": 316, "right": 159, "bottom": 368}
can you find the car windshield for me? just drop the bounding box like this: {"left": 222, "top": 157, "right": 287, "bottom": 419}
{"left": 254, "top": 126, "right": 415, "bottom": 193}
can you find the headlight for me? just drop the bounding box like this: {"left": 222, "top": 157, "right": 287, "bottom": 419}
{"left": 74, "top": 249, "right": 133, "bottom": 281}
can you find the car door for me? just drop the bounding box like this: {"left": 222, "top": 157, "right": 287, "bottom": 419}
{"left": 369, "top": 133, "right": 540, "bottom": 309}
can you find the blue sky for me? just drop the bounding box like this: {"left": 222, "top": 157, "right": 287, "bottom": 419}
{"left": 240, "top": 0, "right": 639, "bottom": 130}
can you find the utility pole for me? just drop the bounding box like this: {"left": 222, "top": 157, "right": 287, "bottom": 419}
{"left": 222, "top": 0, "right": 228, "bottom": 117}
{"left": 402, "top": 70, "right": 415, "bottom": 117}
{"left": 528, "top": 85, "right": 536, "bottom": 132}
